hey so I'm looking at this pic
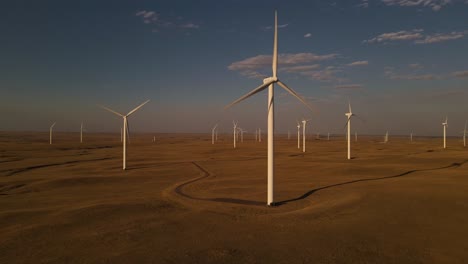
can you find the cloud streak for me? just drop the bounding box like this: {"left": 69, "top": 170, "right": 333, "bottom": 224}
{"left": 348, "top": 60, "right": 369, "bottom": 66}
{"left": 364, "top": 29, "right": 467, "bottom": 44}
{"left": 381, "top": 0, "right": 453, "bottom": 11}
{"left": 135, "top": 10, "right": 200, "bottom": 32}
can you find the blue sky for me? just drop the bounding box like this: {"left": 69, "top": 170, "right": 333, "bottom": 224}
{"left": 1, "top": 0, "right": 468, "bottom": 136}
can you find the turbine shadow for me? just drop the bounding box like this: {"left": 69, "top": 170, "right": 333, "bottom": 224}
{"left": 276, "top": 159, "right": 468, "bottom": 206}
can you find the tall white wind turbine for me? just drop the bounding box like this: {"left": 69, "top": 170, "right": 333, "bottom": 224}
{"left": 80, "top": 122, "right": 83, "bottom": 143}
{"left": 225, "top": 11, "right": 314, "bottom": 206}
{"left": 345, "top": 102, "right": 355, "bottom": 160}
{"left": 302, "top": 119, "right": 311, "bottom": 153}
{"left": 49, "top": 122, "right": 56, "bottom": 145}
{"left": 212, "top": 124, "right": 218, "bottom": 145}
{"left": 442, "top": 117, "right": 448, "bottom": 149}
{"left": 463, "top": 121, "right": 467, "bottom": 147}
{"left": 99, "top": 100, "right": 150, "bottom": 170}
{"left": 297, "top": 122, "right": 301, "bottom": 149}
{"left": 385, "top": 131, "right": 389, "bottom": 143}
{"left": 233, "top": 121, "right": 238, "bottom": 148}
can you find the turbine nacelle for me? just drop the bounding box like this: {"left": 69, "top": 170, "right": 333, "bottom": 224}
{"left": 263, "top": 76, "right": 278, "bottom": 84}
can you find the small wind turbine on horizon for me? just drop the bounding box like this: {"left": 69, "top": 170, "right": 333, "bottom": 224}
{"left": 99, "top": 100, "right": 150, "bottom": 170}
{"left": 49, "top": 122, "right": 56, "bottom": 145}
{"left": 442, "top": 117, "right": 448, "bottom": 149}
{"left": 302, "top": 118, "right": 311, "bottom": 153}
{"left": 80, "top": 122, "right": 84, "bottom": 143}
{"left": 297, "top": 121, "right": 301, "bottom": 149}
{"left": 233, "top": 121, "right": 238, "bottom": 148}
{"left": 224, "top": 11, "right": 315, "bottom": 206}
{"left": 384, "top": 131, "right": 389, "bottom": 143}
{"left": 345, "top": 102, "right": 355, "bottom": 160}
{"left": 463, "top": 121, "right": 467, "bottom": 147}
{"left": 212, "top": 123, "right": 218, "bottom": 145}
{"left": 410, "top": 131, "right": 413, "bottom": 143}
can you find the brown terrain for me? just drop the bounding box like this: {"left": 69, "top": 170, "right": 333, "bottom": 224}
{"left": 1, "top": 131, "right": 468, "bottom": 263}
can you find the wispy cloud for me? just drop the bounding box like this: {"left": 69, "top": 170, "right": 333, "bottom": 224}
{"left": 385, "top": 67, "right": 438, "bottom": 80}
{"left": 408, "top": 63, "right": 423, "bottom": 69}
{"left": 135, "top": 10, "right": 200, "bottom": 32}
{"left": 348, "top": 60, "right": 369, "bottom": 66}
{"left": 414, "top": 31, "right": 467, "bottom": 44}
{"left": 304, "top": 33, "right": 312, "bottom": 38}
{"left": 364, "top": 29, "right": 467, "bottom": 44}
{"left": 452, "top": 70, "right": 468, "bottom": 78}
{"left": 381, "top": 0, "right": 453, "bottom": 11}
{"left": 228, "top": 53, "right": 338, "bottom": 72}
{"left": 364, "top": 29, "right": 423, "bottom": 43}
{"left": 357, "top": 0, "right": 369, "bottom": 8}
{"left": 262, "top": 24, "right": 289, "bottom": 30}
{"left": 282, "top": 64, "right": 321, "bottom": 73}
{"left": 334, "top": 84, "right": 363, "bottom": 89}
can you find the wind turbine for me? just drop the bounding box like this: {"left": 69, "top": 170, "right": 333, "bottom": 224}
{"left": 442, "top": 117, "right": 448, "bottom": 149}
{"left": 49, "top": 122, "right": 56, "bottom": 145}
{"left": 302, "top": 119, "right": 311, "bottom": 153}
{"left": 80, "top": 122, "right": 83, "bottom": 143}
{"left": 345, "top": 102, "right": 355, "bottom": 160}
{"left": 384, "top": 131, "right": 389, "bottom": 143}
{"left": 463, "top": 121, "right": 467, "bottom": 147}
{"left": 327, "top": 132, "right": 330, "bottom": 141}
{"left": 212, "top": 124, "right": 218, "bottom": 145}
{"left": 233, "top": 121, "right": 238, "bottom": 148}
{"left": 297, "top": 121, "right": 301, "bottom": 149}
{"left": 240, "top": 128, "right": 246, "bottom": 143}
{"left": 225, "top": 11, "right": 314, "bottom": 206}
{"left": 99, "top": 100, "right": 150, "bottom": 170}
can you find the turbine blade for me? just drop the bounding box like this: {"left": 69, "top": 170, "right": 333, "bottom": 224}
{"left": 224, "top": 81, "right": 274, "bottom": 110}
{"left": 272, "top": 11, "right": 278, "bottom": 78}
{"left": 348, "top": 101, "right": 352, "bottom": 113}
{"left": 277, "top": 81, "right": 317, "bottom": 113}
{"left": 51, "top": 122, "right": 56, "bottom": 129}
{"left": 343, "top": 117, "right": 351, "bottom": 128}
{"left": 127, "top": 100, "right": 150, "bottom": 116}
{"left": 98, "top": 105, "right": 124, "bottom": 117}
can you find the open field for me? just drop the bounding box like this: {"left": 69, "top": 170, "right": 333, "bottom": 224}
{"left": 1, "top": 131, "right": 468, "bottom": 263}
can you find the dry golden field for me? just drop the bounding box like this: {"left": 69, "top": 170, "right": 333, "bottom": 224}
{"left": 1, "top": 131, "right": 468, "bottom": 263}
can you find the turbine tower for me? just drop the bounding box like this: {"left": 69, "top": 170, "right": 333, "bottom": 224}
{"left": 225, "top": 11, "right": 314, "bottom": 206}
{"left": 80, "top": 122, "right": 83, "bottom": 143}
{"left": 99, "top": 100, "right": 150, "bottom": 170}
{"left": 233, "top": 121, "right": 238, "bottom": 148}
{"left": 302, "top": 119, "right": 311, "bottom": 153}
{"left": 212, "top": 124, "right": 218, "bottom": 145}
{"left": 410, "top": 131, "right": 413, "bottom": 143}
{"left": 345, "top": 102, "right": 355, "bottom": 160}
{"left": 442, "top": 117, "right": 448, "bottom": 149}
{"left": 49, "top": 122, "right": 56, "bottom": 145}
{"left": 297, "top": 122, "right": 301, "bottom": 149}
{"left": 463, "top": 121, "right": 467, "bottom": 147}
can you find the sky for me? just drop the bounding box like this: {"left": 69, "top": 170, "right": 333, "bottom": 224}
{"left": 1, "top": 0, "right": 468, "bottom": 136}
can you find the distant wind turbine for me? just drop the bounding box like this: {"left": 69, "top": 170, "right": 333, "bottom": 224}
{"left": 302, "top": 119, "right": 311, "bottom": 153}
{"left": 345, "top": 102, "right": 355, "bottom": 160}
{"left": 384, "top": 131, "right": 389, "bottom": 143}
{"left": 410, "top": 131, "right": 413, "bottom": 143}
{"left": 225, "top": 11, "right": 314, "bottom": 206}
{"left": 327, "top": 132, "right": 330, "bottom": 141}
{"left": 49, "top": 122, "right": 56, "bottom": 145}
{"left": 233, "top": 121, "right": 238, "bottom": 148}
{"left": 297, "top": 121, "right": 301, "bottom": 149}
{"left": 80, "top": 122, "right": 83, "bottom": 143}
{"left": 212, "top": 124, "right": 218, "bottom": 145}
{"left": 463, "top": 121, "right": 467, "bottom": 147}
{"left": 442, "top": 117, "right": 448, "bottom": 149}
{"left": 99, "top": 100, "right": 150, "bottom": 170}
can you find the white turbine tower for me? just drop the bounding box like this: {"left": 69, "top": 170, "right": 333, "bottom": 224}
{"left": 345, "top": 102, "right": 355, "bottom": 160}
{"left": 302, "top": 119, "right": 311, "bottom": 153}
{"left": 463, "top": 121, "right": 467, "bottom": 147}
{"left": 212, "top": 124, "right": 218, "bottom": 145}
{"left": 327, "top": 132, "right": 330, "bottom": 141}
{"left": 99, "top": 100, "right": 150, "bottom": 170}
{"left": 442, "top": 117, "right": 448, "bottom": 149}
{"left": 410, "top": 131, "right": 413, "bottom": 143}
{"left": 225, "top": 11, "right": 314, "bottom": 206}
{"left": 297, "top": 122, "right": 301, "bottom": 149}
{"left": 384, "top": 131, "right": 389, "bottom": 143}
{"left": 49, "top": 122, "right": 56, "bottom": 145}
{"left": 80, "top": 122, "right": 83, "bottom": 143}
{"left": 233, "top": 121, "right": 238, "bottom": 148}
